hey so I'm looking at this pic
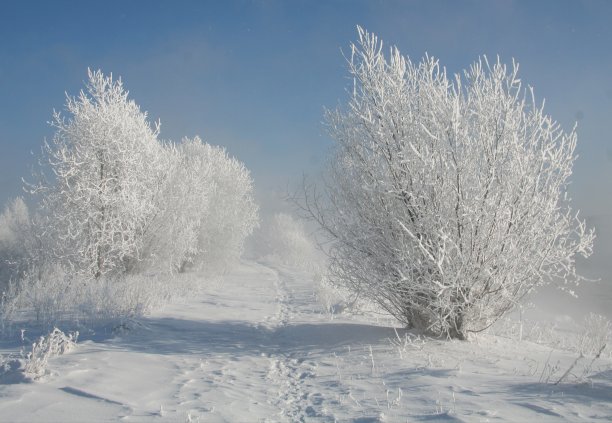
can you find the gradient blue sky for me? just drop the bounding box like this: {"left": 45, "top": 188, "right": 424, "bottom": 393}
{"left": 1, "top": 0, "right": 611, "bottom": 219}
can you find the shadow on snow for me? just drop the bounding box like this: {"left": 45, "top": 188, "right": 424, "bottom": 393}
{"left": 508, "top": 368, "right": 612, "bottom": 408}
{"left": 111, "top": 316, "right": 404, "bottom": 357}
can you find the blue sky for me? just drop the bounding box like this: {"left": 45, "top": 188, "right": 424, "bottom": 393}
{"left": 1, "top": 0, "right": 611, "bottom": 218}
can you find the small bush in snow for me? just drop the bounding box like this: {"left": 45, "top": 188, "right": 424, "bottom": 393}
{"left": 577, "top": 313, "right": 610, "bottom": 357}
{"left": 23, "top": 328, "right": 78, "bottom": 380}
{"left": 313, "top": 268, "right": 348, "bottom": 315}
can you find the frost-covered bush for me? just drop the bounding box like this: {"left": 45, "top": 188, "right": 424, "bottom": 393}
{"left": 23, "top": 328, "right": 78, "bottom": 380}
{"left": 305, "top": 28, "right": 594, "bottom": 339}
{"left": 577, "top": 313, "right": 611, "bottom": 357}
{"left": 0, "top": 328, "right": 78, "bottom": 382}
{"left": 18, "top": 263, "right": 78, "bottom": 327}
{"left": 313, "top": 268, "right": 354, "bottom": 316}
{"left": 0, "top": 261, "right": 201, "bottom": 332}
{"left": 76, "top": 273, "right": 197, "bottom": 323}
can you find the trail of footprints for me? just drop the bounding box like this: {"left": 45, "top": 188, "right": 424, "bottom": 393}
{"left": 267, "top": 355, "right": 322, "bottom": 422}
{"left": 265, "top": 268, "right": 330, "bottom": 422}
{"left": 172, "top": 264, "right": 329, "bottom": 422}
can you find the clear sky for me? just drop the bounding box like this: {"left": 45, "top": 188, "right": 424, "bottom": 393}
{"left": 1, "top": 0, "right": 611, "bottom": 220}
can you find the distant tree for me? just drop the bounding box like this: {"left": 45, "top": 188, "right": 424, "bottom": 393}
{"left": 185, "top": 138, "right": 259, "bottom": 272}
{"left": 30, "top": 69, "right": 169, "bottom": 278}
{"left": 0, "top": 198, "right": 34, "bottom": 287}
{"left": 303, "top": 28, "right": 595, "bottom": 339}
{"left": 140, "top": 137, "right": 259, "bottom": 274}
{"left": 139, "top": 138, "right": 211, "bottom": 274}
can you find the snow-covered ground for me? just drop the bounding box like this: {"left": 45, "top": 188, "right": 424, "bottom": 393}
{"left": 1, "top": 260, "right": 611, "bottom": 422}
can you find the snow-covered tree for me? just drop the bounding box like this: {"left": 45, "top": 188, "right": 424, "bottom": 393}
{"left": 31, "top": 69, "right": 169, "bottom": 278}
{"left": 140, "top": 137, "right": 258, "bottom": 274}
{"left": 139, "top": 138, "right": 211, "bottom": 274}
{"left": 304, "top": 28, "right": 595, "bottom": 339}
{"left": 183, "top": 138, "right": 259, "bottom": 272}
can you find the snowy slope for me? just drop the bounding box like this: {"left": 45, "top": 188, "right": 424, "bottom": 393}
{"left": 1, "top": 260, "right": 611, "bottom": 422}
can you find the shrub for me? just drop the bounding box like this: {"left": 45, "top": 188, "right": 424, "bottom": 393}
{"left": 577, "top": 313, "right": 610, "bottom": 357}
{"left": 23, "top": 328, "right": 78, "bottom": 380}
{"left": 304, "top": 28, "right": 594, "bottom": 339}
{"left": 0, "top": 261, "right": 203, "bottom": 333}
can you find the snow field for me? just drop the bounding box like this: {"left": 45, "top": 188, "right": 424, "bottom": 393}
{"left": 0, "top": 260, "right": 611, "bottom": 422}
